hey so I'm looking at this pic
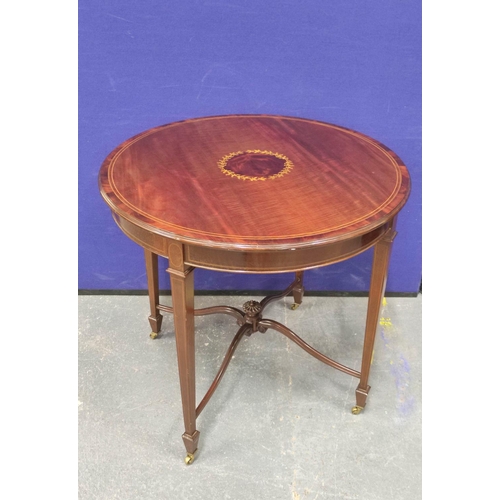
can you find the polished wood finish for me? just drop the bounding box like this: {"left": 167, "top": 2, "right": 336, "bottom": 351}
{"left": 99, "top": 115, "right": 411, "bottom": 462}
{"left": 115, "top": 211, "right": 391, "bottom": 273}
{"left": 195, "top": 324, "right": 250, "bottom": 418}
{"left": 99, "top": 115, "right": 410, "bottom": 250}
{"left": 292, "top": 271, "right": 304, "bottom": 307}
{"left": 356, "top": 219, "right": 398, "bottom": 409}
{"left": 144, "top": 249, "right": 163, "bottom": 334}
{"left": 259, "top": 319, "right": 361, "bottom": 378}
{"left": 166, "top": 242, "right": 199, "bottom": 456}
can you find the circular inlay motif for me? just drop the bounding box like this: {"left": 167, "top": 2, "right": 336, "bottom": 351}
{"left": 218, "top": 150, "right": 293, "bottom": 181}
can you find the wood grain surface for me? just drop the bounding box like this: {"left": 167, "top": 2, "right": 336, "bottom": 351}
{"left": 99, "top": 115, "right": 410, "bottom": 250}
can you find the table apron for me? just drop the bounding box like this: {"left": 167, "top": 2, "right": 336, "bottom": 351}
{"left": 112, "top": 212, "right": 391, "bottom": 273}
{"left": 186, "top": 227, "right": 389, "bottom": 273}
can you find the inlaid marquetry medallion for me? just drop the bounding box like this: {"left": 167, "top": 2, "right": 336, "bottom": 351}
{"left": 217, "top": 150, "right": 293, "bottom": 181}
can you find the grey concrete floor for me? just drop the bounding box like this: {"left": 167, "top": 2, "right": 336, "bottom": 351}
{"left": 79, "top": 294, "right": 421, "bottom": 500}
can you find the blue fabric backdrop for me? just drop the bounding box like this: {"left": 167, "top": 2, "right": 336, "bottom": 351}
{"left": 79, "top": 0, "right": 421, "bottom": 293}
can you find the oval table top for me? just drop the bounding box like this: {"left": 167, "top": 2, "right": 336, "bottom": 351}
{"left": 99, "top": 115, "right": 410, "bottom": 250}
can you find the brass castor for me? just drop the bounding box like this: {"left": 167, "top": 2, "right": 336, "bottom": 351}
{"left": 150, "top": 331, "right": 159, "bottom": 340}
{"left": 351, "top": 405, "right": 363, "bottom": 415}
{"left": 184, "top": 453, "right": 196, "bottom": 465}
{"left": 291, "top": 303, "right": 300, "bottom": 310}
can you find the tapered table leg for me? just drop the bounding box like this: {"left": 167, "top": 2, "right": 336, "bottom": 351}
{"left": 145, "top": 249, "right": 163, "bottom": 338}
{"left": 167, "top": 242, "right": 199, "bottom": 464}
{"left": 354, "top": 223, "right": 397, "bottom": 414}
{"left": 291, "top": 271, "right": 304, "bottom": 310}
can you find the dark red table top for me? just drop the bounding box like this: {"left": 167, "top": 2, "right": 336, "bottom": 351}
{"left": 99, "top": 115, "right": 410, "bottom": 250}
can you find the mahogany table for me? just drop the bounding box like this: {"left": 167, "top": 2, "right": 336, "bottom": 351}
{"left": 99, "top": 114, "right": 410, "bottom": 464}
